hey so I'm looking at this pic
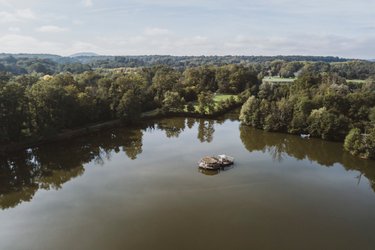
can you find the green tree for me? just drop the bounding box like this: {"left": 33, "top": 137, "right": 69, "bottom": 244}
{"left": 344, "top": 128, "right": 375, "bottom": 159}
{"left": 216, "top": 65, "right": 258, "bottom": 94}
{"left": 186, "top": 102, "right": 196, "bottom": 113}
{"left": 0, "top": 82, "right": 30, "bottom": 141}
{"left": 116, "top": 89, "right": 142, "bottom": 123}
{"left": 27, "top": 78, "right": 81, "bottom": 135}
{"left": 369, "top": 107, "right": 375, "bottom": 122}
{"left": 152, "top": 67, "right": 181, "bottom": 105}
{"left": 240, "top": 96, "right": 262, "bottom": 128}
{"left": 307, "top": 108, "right": 349, "bottom": 140}
{"left": 197, "top": 92, "right": 215, "bottom": 114}
{"left": 162, "top": 91, "right": 185, "bottom": 113}
{"left": 183, "top": 66, "right": 217, "bottom": 96}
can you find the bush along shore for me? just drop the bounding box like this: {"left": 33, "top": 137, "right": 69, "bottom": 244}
{"left": 239, "top": 72, "right": 375, "bottom": 160}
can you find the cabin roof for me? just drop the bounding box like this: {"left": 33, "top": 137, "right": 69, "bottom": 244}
{"left": 200, "top": 156, "right": 219, "bottom": 164}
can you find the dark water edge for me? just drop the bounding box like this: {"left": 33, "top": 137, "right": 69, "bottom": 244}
{"left": 0, "top": 111, "right": 238, "bottom": 209}
{"left": 1, "top": 110, "right": 375, "bottom": 250}
{"left": 0, "top": 103, "right": 242, "bottom": 155}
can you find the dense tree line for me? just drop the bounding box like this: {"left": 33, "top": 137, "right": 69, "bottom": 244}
{"left": 240, "top": 71, "right": 375, "bottom": 159}
{"left": 88, "top": 56, "right": 375, "bottom": 78}
{"left": 0, "top": 56, "right": 92, "bottom": 75}
{"left": 85, "top": 55, "right": 350, "bottom": 69}
{"left": 79, "top": 56, "right": 375, "bottom": 79}
{"left": 0, "top": 65, "right": 258, "bottom": 144}
{"left": 2, "top": 54, "right": 375, "bottom": 158}
{"left": 256, "top": 60, "right": 375, "bottom": 80}
{"left": 1, "top": 53, "right": 351, "bottom": 64}
{"left": 2, "top": 54, "right": 375, "bottom": 80}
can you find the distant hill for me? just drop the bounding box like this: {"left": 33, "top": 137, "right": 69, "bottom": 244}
{"left": 0, "top": 53, "right": 355, "bottom": 64}
{"left": 74, "top": 55, "right": 354, "bottom": 68}
{"left": 0, "top": 53, "right": 62, "bottom": 60}
{"left": 69, "top": 52, "right": 100, "bottom": 57}
{"left": 1, "top": 53, "right": 374, "bottom": 79}
{"left": 0, "top": 53, "right": 367, "bottom": 74}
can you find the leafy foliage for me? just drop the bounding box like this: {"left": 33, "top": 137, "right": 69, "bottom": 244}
{"left": 1, "top": 54, "right": 375, "bottom": 158}
{"left": 240, "top": 69, "right": 375, "bottom": 158}
{"left": 344, "top": 128, "right": 375, "bottom": 159}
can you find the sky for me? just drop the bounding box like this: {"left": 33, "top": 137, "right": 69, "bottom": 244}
{"left": 0, "top": 0, "right": 374, "bottom": 58}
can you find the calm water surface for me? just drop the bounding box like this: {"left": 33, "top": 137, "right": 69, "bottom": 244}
{"left": 1, "top": 112, "right": 375, "bottom": 250}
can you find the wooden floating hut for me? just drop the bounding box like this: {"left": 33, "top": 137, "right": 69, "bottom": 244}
{"left": 198, "top": 155, "right": 234, "bottom": 170}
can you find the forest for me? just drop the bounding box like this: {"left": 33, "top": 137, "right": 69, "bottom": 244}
{"left": 1, "top": 55, "right": 375, "bottom": 159}
{"left": 240, "top": 72, "right": 375, "bottom": 159}
{"left": 0, "top": 64, "right": 257, "bottom": 144}
{"left": 0, "top": 54, "right": 366, "bottom": 74}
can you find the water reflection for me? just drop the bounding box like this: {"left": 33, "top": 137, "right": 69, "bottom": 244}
{"left": 198, "top": 120, "right": 215, "bottom": 143}
{"left": 2, "top": 116, "right": 375, "bottom": 210}
{"left": 155, "top": 118, "right": 215, "bottom": 143}
{"left": 240, "top": 125, "right": 375, "bottom": 191}
{"left": 198, "top": 165, "right": 235, "bottom": 176}
{"left": 0, "top": 149, "right": 85, "bottom": 209}
{"left": 198, "top": 168, "right": 220, "bottom": 176}
{"left": 0, "top": 117, "right": 221, "bottom": 209}
{"left": 0, "top": 128, "right": 145, "bottom": 209}
{"left": 155, "top": 118, "right": 186, "bottom": 138}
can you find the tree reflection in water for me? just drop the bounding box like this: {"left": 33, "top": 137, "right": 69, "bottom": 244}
{"left": 0, "top": 117, "right": 220, "bottom": 209}
{"left": 240, "top": 125, "right": 375, "bottom": 191}
{"left": 156, "top": 118, "right": 186, "bottom": 138}
{"left": 186, "top": 118, "right": 196, "bottom": 129}
{"left": 197, "top": 120, "right": 215, "bottom": 143}
{"left": 2, "top": 116, "right": 374, "bottom": 210}
{"left": 0, "top": 126, "right": 145, "bottom": 209}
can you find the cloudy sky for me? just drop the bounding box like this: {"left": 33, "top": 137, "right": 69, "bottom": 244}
{"left": 0, "top": 0, "right": 374, "bottom": 58}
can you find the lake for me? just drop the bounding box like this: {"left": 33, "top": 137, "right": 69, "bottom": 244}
{"left": 1, "top": 112, "right": 375, "bottom": 250}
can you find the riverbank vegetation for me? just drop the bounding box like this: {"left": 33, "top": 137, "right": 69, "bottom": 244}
{"left": 1, "top": 55, "right": 375, "bottom": 158}
{"left": 240, "top": 72, "right": 375, "bottom": 159}
{"left": 0, "top": 64, "right": 256, "bottom": 146}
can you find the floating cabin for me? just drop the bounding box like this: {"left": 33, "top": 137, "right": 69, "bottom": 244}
{"left": 198, "top": 155, "right": 234, "bottom": 170}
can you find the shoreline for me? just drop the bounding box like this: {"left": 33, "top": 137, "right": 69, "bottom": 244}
{"left": 0, "top": 103, "right": 242, "bottom": 155}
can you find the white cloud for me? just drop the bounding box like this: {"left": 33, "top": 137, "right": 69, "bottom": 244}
{"left": 176, "top": 36, "right": 208, "bottom": 46}
{"left": 8, "top": 26, "right": 20, "bottom": 32}
{"left": 222, "top": 34, "right": 375, "bottom": 58}
{"left": 144, "top": 27, "right": 170, "bottom": 36}
{"left": 0, "top": 34, "right": 62, "bottom": 54}
{"left": 0, "top": 9, "right": 36, "bottom": 23}
{"left": 73, "top": 20, "right": 84, "bottom": 25}
{"left": 1, "top": 31, "right": 374, "bottom": 59}
{"left": 0, "top": 0, "right": 373, "bottom": 58}
{"left": 83, "top": 0, "right": 93, "bottom": 7}
{"left": 94, "top": 33, "right": 215, "bottom": 55}
{"left": 15, "top": 9, "right": 35, "bottom": 19}
{"left": 36, "top": 25, "right": 68, "bottom": 33}
{"left": 70, "top": 41, "right": 99, "bottom": 53}
{"left": 0, "top": 34, "right": 99, "bottom": 56}
{"left": 0, "top": 0, "right": 12, "bottom": 7}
